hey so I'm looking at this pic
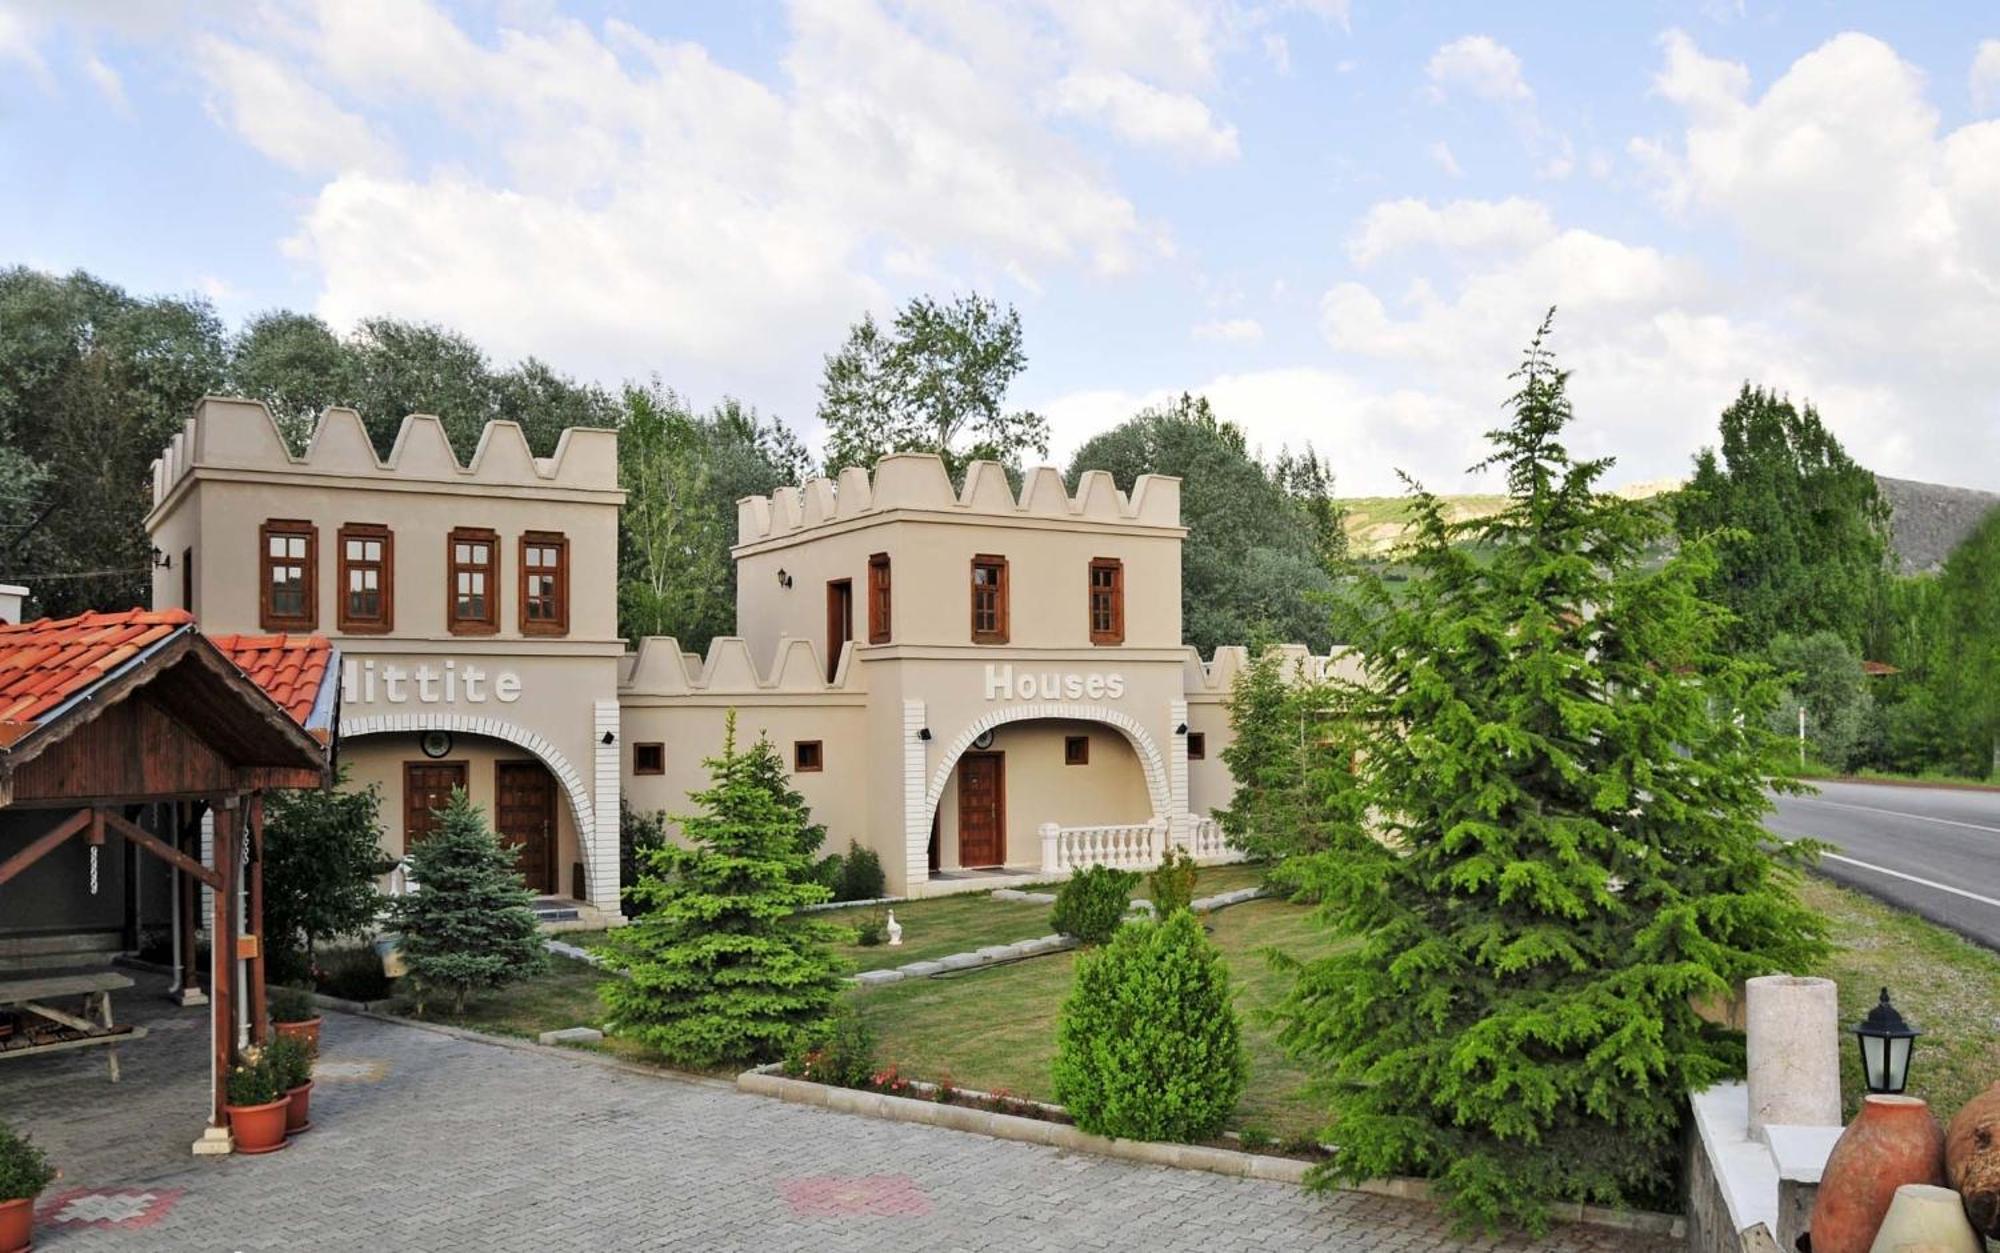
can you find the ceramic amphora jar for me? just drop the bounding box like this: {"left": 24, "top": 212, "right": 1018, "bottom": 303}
{"left": 1868, "top": 1183, "right": 1980, "bottom": 1252}
{"left": 1943, "top": 1080, "right": 2000, "bottom": 1236}
{"left": 1808, "top": 1095, "right": 1947, "bottom": 1253}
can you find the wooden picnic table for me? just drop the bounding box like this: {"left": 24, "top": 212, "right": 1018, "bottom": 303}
{"left": 0, "top": 970, "right": 147, "bottom": 1081}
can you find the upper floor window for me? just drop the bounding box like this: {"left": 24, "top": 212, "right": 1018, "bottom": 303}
{"left": 520, "top": 532, "right": 569, "bottom": 636}
{"left": 867, "top": 552, "right": 891, "bottom": 644}
{"left": 259, "top": 519, "right": 316, "bottom": 631}
{"left": 632, "top": 742, "right": 665, "bottom": 775}
{"left": 794, "top": 740, "right": 824, "bottom": 772}
{"left": 1088, "top": 557, "right": 1124, "bottom": 645}
{"left": 1186, "top": 732, "right": 1207, "bottom": 761}
{"left": 338, "top": 523, "right": 394, "bottom": 633}
{"left": 970, "top": 554, "right": 1009, "bottom": 644}
{"left": 447, "top": 527, "right": 498, "bottom": 634}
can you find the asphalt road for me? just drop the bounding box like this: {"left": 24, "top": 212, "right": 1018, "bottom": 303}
{"left": 1765, "top": 779, "right": 2000, "bottom": 949}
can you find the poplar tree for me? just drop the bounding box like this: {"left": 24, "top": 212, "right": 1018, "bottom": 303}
{"left": 1276, "top": 314, "right": 1827, "bottom": 1232}
{"left": 598, "top": 714, "right": 846, "bottom": 1068}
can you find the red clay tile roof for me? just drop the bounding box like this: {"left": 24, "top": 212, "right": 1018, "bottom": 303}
{"left": 1861, "top": 659, "right": 1902, "bottom": 677}
{"left": 0, "top": 609, "right": 197, "bottom": 741}
{"left": 207, "top": 633, "right": 337, "bottom": 733}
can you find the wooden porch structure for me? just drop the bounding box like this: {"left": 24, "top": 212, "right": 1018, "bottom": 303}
{"left": 0, "top": 610, "right": 333, "bottom": 1152}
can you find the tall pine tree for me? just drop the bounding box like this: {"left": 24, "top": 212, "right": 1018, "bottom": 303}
{"left": 385, "top": 790, "right": 546, "bottom": 1015}
{"left": 598, "top": 714, "right": 846, "bottom": 1068}
{"left": 1276, "top": 314, "right": 1827, "bottom": 1232}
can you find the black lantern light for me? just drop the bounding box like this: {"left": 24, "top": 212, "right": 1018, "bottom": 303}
{"left": 1853, "top": 987, "right": 1920, "bottom": 1094}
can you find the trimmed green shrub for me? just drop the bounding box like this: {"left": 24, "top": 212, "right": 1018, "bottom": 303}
{"left": 599, "top": 713, "right": 847, "bottom": 1068}
{"left": 314, "top": 945, "right": 392, "bottom": 1003}
{"left": 835, "top": 841, "right": 885, "bottom": 901}
{"left": 226, "top": 1056, "right": 283, "bottom": 1107}
{"left": 783, "top": 1008, "right": 877, "bottom": 1089}
{"left": 1051, "top": 911, "right": 1246, "bottom": 1141}
{"left": 854, "top": 914, "right": 887, "bottom": 946}
{"left": 1051, "top": 864, "right": 1139, "bottom": 944}
{"left": 0, "top": 1120, "right": 56, "bottom": 1202}
{"left": 263, "top": 1033, "right": 313, "bottom": 1092}
{"left": 268, "top": 984, "right": 317, "bottom": 1023}
{"left": 383, "top": 789, "right": 548, "bottom": 1016}
{"left": 1148, "top": 847, "right": 1197, "bottom": 916}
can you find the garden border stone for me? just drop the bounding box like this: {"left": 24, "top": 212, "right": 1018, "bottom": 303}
{"left": 735, "top": 1065, "right": 1686, "bottom": 1240}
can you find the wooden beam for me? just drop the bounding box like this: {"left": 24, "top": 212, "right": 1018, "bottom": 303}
{"left": 97, "top": 808, "right": 222, "bottom": 890}
{"left": 0, "top": 808, "right": 92, "bottom": 887}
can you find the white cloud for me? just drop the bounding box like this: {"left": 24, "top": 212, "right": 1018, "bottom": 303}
{"left": 1426, "top": 35, "right": 1531, "bottom": 104}
{"left": 1973, "top": 39, "right": 2000, "bottom": 114}
{"left": 1047, "top": 70, "right": 1240, "bottom": 162}
{"left": 195, "top": 37, "right": 399, "bottom": 175}
{"left": 1263, "top": 33, "right": 1289, "bottom": 76}
{"left": 1346, "top": 197, "right": 1554, "bottom": 265}
{"left": 1427, "top": 140, "right": 1462, "bottom": 178}
{"left": 0, "top": 4, "right": 51, "bottom": 87}
{"left": 1193, "top": 317, "right": 1263, "bottom": 342}
{"left": 83, "top": 53, "right": 125, "bottom": 110}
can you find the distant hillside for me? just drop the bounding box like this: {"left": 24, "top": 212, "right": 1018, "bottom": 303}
{"left": 1340, "top": 475, "right": 1999, "bottom": 573}
{"left": 1875, "top": 476, "right": 2000, "bottom": 574}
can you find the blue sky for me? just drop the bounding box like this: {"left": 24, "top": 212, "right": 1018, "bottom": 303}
{"left": 4, "top": 1, "right": 1998, "bottom": 494}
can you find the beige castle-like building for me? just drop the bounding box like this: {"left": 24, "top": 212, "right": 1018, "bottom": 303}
{"left": 148, "top": 398, "right": 1351, "bottom": 918}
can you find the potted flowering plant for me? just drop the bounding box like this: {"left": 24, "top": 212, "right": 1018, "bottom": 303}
{"left": 0, "top": 1120, "right": 57, "bottom": 1253}
{"left": 223, "top": 1055, "right": 290, "bottom": 1154}
{"left": 264, "top": 1033, "right": 315, "bottom": 1135}
{"left": 268, "top": 985, "right": 322, "bottom": 1055}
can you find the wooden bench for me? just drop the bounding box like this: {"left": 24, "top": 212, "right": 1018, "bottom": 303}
{"left": 0, "top": 971, "right": 148, "bottom": 1081}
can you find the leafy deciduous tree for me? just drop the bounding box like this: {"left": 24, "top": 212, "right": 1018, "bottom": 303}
{"left": 261, "top": 770, "right": 392, "bottom": 982}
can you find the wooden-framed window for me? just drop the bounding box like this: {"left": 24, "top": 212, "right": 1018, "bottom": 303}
{"left": 337, "top": 523, "right": 394, "bottom": 633}
{"left": 970, "top": 554, "right": 1009, "bottom": 644}
{"left": 1186, "top": 732, "right": 1207, "bottom": 761}
{"left": 1064, "top": 735, "right": 1090, "bottom": 766}
{"left": 447, "top": 527, "right": 499, "bottom": 634}
{"left": 1088, "top": 557, "right": 1124, "bottom": 645}
{"left": 794, "top": 740, "right": 824, "bottom": 773}
{"left": 867, "top": 552, "right": 891, "bottom": 644}
{"left": 632, "top": 743, "right": 665, "bottom": 775}
{"left": 519, "top": 532, "right": 569, "bottom": 636}
{"left": 826, "top": 579, "right": 852, "bottom": 682}
{"left": 259, "top": 519, "right": 317, "bottom": 631}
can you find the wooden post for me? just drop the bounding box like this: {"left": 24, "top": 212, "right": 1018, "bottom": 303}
{"left": 210, "top": 801, "right": 237, "bottom": 1128}
{"left": 247, "top": 791, "right": 267, "bottom": 1046}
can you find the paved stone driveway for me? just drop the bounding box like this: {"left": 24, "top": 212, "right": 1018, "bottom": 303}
{"left": 1, "top": 990, "right": 1672, "bottom": 1251}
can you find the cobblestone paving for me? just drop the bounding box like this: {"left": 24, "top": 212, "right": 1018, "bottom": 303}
{"left": 0, "top": 991, "right": 1673, "bottom": 1252}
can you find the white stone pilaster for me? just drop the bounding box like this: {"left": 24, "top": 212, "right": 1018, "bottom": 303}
{"left": 1168, "top": 697, "right": 1190, "bottom": 849}
{"left": 903, "top": 699, "right": 929, "bottom": 894}
{"left": 591, "top": 699, "right": 622, "bottom": 911}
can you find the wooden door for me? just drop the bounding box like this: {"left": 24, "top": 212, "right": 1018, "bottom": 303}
{"left": 495, "top": 761, "right": 557, "bottom": 894}
{"left": 826, "top": 579, "right": 853, "bottom": 681}
{"left": 404, "top": 761, "right": 468, "bottom": 847}
{"left": 956, "top": 752, "right": 1005, "bottom": 868}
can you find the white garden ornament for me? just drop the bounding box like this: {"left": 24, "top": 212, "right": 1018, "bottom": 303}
{"left": 885, "top": 910, "right": 903, "bottom": 947}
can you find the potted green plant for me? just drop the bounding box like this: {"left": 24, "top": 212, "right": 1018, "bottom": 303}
{"left": 223, "top": 1055, "right": 289, "bottom": 1155}
{"left": 264, "top": 1033, "right": 315, "bottom": 1135}
{"left": 0, "top": 1121, "right": 57, "bottom": 1253}
{"left": 268, "top": 985, "right": 322, "bottom": 1055}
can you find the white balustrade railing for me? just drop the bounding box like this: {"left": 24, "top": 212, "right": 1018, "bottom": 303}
{"left": 1039, "top": 819, "right": 1166, "bottom": 874}
{"left": 1186, "top": 816, "right": 1240, "bottom": 862}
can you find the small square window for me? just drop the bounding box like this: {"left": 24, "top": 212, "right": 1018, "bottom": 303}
{"left": 794, "top": 740, "right": 824, "bottom": 773}
{"left": 632, "top": 743, "right": 665, "bottom": 775}
{"left": 1186, "top": 732, "right": 1206, "bottom": 761}
{"left": 1064, "top": 735, "right": 1089, "bottom": 766}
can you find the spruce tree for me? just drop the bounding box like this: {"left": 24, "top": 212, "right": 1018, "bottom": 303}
{"left": 598, "top": 713, "right": 846, "bottom": 1068}
{"left": 1276, "top": 313, "right": 1828, "bottom": 1232}
{"left": 385, "top": 790, "right": 546, "bottom": 1015}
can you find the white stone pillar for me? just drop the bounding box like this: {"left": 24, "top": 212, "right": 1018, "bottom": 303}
{"left": 590, "top": 699, "right": 622, "bottom": 912}
{"left": 902, "top": 700, "right": 929, "bottom": 895}
{"left": 1040, "top": 822, "right": 1061, "bottom": 874}
{"left": 1745, "top": 974, "right": 1843, "bottom": 1138}
{"left": 1167, "top": 697, "right": 1190, "bottom": 851}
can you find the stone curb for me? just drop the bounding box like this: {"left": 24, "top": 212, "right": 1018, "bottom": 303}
{"left": 735, "top": 1067, "right": 1685, "bottom": 1240}
{"left": 846, "top": 934, "right": 1079, "bottom": 986}
{"left": 799, "top": 894, "right": 909, "bottom": 912}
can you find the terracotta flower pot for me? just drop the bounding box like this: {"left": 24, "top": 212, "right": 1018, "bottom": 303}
{"left": 1809, "top": 1095, "right": 1946, "bottom": 1253}
{"left": 0, "top": 1195, "right": 33, "bottom": 1253}
{"left": 1868, "top": 1183, "right": 1981, "bottom": 1252}
{"left": 285, "top": 1082, "right": 313, "bottom": 1135}
{"left": 1944, "top": 1081, "right": 2000, "bottom": 1236}
{"left": 224, "top": 1098, "right": 291, "bottom": 1155}
{"left": 273, "top": 1017, "right": 322, "bottom": 1056}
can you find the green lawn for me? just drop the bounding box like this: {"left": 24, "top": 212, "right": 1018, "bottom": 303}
{"left": 812, "top": 895, "right": 1058, "bottom": 971}
{"left": 851, "top": 896, "right": 1340, "bottom": 1138}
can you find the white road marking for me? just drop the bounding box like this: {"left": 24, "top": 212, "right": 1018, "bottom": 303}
{"left": 1820, "top": 852, "right": 2000, "bottom": 912}
{"left": 1783, "top": 794, "right": 2000, "bottom": 836}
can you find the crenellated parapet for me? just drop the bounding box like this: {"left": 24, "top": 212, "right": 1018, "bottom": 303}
{"left": 734, "top": 451, "right": 1182, "bottom": 548}
{"left": 1182, "top": 644, "right": 1363, "bottom": 696}
{"left": 149, "top": 396, "right": 620, "bottom": 510}
{"left": 620, "top": 635, "right": 866, "bottom": 698}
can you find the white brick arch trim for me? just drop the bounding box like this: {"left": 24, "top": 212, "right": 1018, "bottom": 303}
{"left": 923, "top": 703, "right": 1171, "bottom": 823}
{"left": 340, "top": 712, "right": 597, "bottom": 880}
